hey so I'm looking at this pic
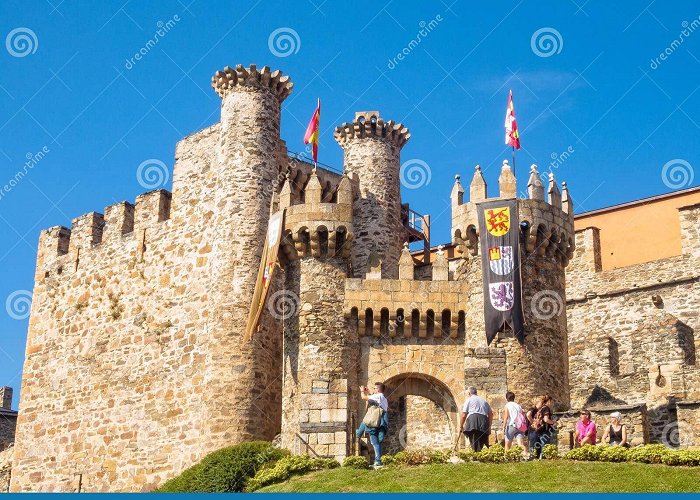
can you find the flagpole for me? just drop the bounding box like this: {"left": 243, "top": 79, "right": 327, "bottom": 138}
{"left": 512, "top": 146, "right": 516, "bottom": 180}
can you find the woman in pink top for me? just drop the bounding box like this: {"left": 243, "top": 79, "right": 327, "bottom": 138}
{"left": 575, "top": 409, "right": 597, "bottom": 447}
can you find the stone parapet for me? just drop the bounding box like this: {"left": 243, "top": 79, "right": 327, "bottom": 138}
{"left": 211, "top": 64, "right": 293, "bottom": 101}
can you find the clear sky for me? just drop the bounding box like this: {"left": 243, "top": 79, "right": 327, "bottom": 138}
{"left": 1, "top": 1, "right": 698, "bottom": 407}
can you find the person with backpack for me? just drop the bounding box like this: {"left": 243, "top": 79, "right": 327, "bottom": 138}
{"left": 530, "top": 395, "right": 559, "bottom": 458}
{"left": 359, "top": 382, "right": 388, "bottom": 468}
{"left": 459, "top": 386, "right": 493, "bottom": 452}
{"left": 501, "top": 391, "right": 528, "bottom": 457}
{"left": 526, "top": 396, "right": 544, "bottom": 459}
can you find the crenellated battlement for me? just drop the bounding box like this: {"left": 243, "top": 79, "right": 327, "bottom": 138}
{"left": 334, "top": 111, "right": 410, "bottom": 147}
{"left": 280, "top": 168, "right": 354, "bottom": 262}
{"left": 211, "top": 64, "right": 293, "bottom": 101}
{"left": 36, "top": 189, "right": 172, "bottom": 279}
{"left": 451, "top": 161, "right": 575, "bottom": 265}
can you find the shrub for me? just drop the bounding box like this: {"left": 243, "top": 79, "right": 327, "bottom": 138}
{"left": 599, "top": 445, "right": 629, "bottom": 463}
{"left": 456, "top": 450, "right": 477, "bottom": 462}
{"left": 428, "top": 450, "right": 450, "bottom": 464}
{"left": 394, "top": 449, "right": 431, "bottom": 466}
{"left": 504, "top": 445, "right": 524, "bottom": 462}
{"left": 381, "top": 454, "right": 396, "bottom": 466}
{"left": 342, "top": 455, "right": 369, "bottom": 469}
{"left": 661, "top": 449, "right": 700, "bottom": 467}
{"left": 565, "top": 444, "right": 604, "bottom": 462}
{"left": 156, "top": 441, "right": 288, "bottom": 493}
{"left": 476, "top": 444, "right": 507, "bottom": 463}
{"left": 541, "top": 444, "right": 560, "bottom": 460}
{"left": 627, "top": 444, "right": 671, "bottom": 464}
{"left": 245, "top": 454, "right": 339, "bottom": 491}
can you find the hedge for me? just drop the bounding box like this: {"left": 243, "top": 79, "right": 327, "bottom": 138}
{"left": 156, "top": 441, "right": 288, "bottom": 493}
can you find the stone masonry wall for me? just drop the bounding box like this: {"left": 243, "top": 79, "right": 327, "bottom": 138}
{"left": 12, "top": 126, "right": 219, "bottom": 492}
{"left": 565, "top": 203, "right": 700, "bottom": 445}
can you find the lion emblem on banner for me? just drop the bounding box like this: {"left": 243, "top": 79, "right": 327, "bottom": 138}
{"left": 489, "top": 282, "right": 515, "bottom": 311}
{"left": 484, "top": 206, "right": 510, "bottom": 237}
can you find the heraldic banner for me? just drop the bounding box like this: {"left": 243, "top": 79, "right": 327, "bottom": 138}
{"left": 243, "top": 209, "right": 285, "bottom": 343}
{"left": 476, "top": 199, "right": 525, "bottom": 345}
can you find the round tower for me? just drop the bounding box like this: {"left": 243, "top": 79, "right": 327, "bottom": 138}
{"left": 204, "top": 64, "right": 292, "bottom": 448}
{"left": 452, "top": 161, "right": 575, "bottom": 410}
{"left": 334, "top": 111, "right": 410, "bottom": 278}
{"left": 277, "top": 168, "right": 356, "bottom": 461}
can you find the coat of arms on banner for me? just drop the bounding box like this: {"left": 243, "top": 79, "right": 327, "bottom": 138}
{"left": 489, "top": 282, "right": 515, "bottom": 311}
{"left": 488, "top": 246, "right": 514, "bottom": 276}
{"left": 484, "top": 207, "right": 510, "bottom": 237}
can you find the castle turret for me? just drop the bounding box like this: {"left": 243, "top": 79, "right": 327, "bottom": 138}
{"left": 277, "top": 168, "right": 355, "bottom": 461}
{"left": 206, "top": 64, "right": 293, "bottom": 447}
{"left": 452, "top": 162, "right": 575, "bottom": 409}
{"left": 334, "top": 111, "right": 410, "bottom": 278}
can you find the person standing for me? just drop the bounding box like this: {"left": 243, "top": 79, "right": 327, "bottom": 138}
{"left": 526, "top": 396, "right": 544, "bottom": 459}
{"left": 534, "top": 395, "right": 559, "bottom": 457}
{"left": 501, "top": 391, "right": 527, "bottom": 454}
{"left": 360, "top": 382, "right": 388, "bottom": 468}
{"left": 459, "top": 387, "right": 493, "bottom": 452}
{"left": 574, "top": 409, "right": 597, "bottom": 447}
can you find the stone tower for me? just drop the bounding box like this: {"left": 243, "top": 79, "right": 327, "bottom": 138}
{"left": 452, "top": 161, "right": 575, "bottom": 409}
{"left": 207, "top": 64, "right": 292, "bottom": 446}
{"left": 277, "top": 168, "right": 356, "bottom": 460}
{"left": 334, "top": 111, "right": 410, "bottom": 278}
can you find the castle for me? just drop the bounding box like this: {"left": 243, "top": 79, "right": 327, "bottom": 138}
{"left": 8, "top": 63, "right": 700, "bottom": 492}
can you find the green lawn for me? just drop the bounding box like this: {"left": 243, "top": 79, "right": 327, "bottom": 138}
{"left": 259, "top": 461, "right": 700, "bottom": 493}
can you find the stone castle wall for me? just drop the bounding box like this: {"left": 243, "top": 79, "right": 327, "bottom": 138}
{"left": 565, "top": 203, "right": 700, "bottom": 445}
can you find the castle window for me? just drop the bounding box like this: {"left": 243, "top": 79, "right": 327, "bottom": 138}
{"left": 458, "top": 311, "right": 466, "bottom": 338}
{"left": 350, "top": 307, "right": 359, "bottom": 332}
{"left": 380, "top": 308, "right": 389, "bottom": 336}
{"left": 426, "top": 309, "right": 435, "bottom": 336}
{"left": 396, "top": 308, "right": 405, "bottom": 336}
{"left": 441, "top": 309, "right": 451, "bottom": 337}
{"left": 608, "top": 337, "right": 620, "bottom": 376}
{"left": 411, "top": 309, "right": 420, "bottom": 336}
{"left": 364, "top": 308, "right": 373, "bottom": 337}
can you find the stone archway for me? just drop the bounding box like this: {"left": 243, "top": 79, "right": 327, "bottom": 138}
{"left": 381, "top": 373, "right": 460, "bottom": 453}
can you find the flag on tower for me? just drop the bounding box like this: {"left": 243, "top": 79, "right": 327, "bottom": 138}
{"left": 505, "top": 90, "right": 520, "bottom": 150}
{"left": 304, "top": 98, "right": 321, "bottom": 162}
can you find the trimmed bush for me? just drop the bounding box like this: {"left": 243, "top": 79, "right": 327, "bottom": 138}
{"left": 661, "top": 450, "right": 700, "bottom": 467}
{"left": 627, "top": 444, "right": 671, "bottom": 464}
{"left": 381, "top": 454, "right": 396, "bottom": 466}
{"left": 504, "top": 445, "right": 524, "bottom": 462}
{"left": 156, "top": 441, "right": 288, "bottom": 493}
{"left": 565, "top": 444, "right": 605, "bottom": 462}
{"left": 342, "top": 455, "right": 369, "bottom": 469}
{"left": 456, "top": 450, "right": 477, "bottom": 462}
{"left": 476, "top": 444, "right": 507, "bottom": 463}
{"left": 542, "top": 444, "right": 560, "bottom": 460}
{"left": 246, "top": 454, "right": 339, "bottom": 491}
{"left": 428, "top": 450, "right": 450, "bottom": 464}
{"left": 599, "top": 445, "right": 629, "bottom": 463}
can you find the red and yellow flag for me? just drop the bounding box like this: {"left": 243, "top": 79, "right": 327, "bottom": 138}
{"left": 304, "top": 98, "right": 320, "bottom": 162}
{"left": 505, "top": 90, "right": 520, "bottom": 150}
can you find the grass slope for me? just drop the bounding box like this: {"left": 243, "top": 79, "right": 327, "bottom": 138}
{"left": 260, "top": 461, "right": 700, "bottom": 493}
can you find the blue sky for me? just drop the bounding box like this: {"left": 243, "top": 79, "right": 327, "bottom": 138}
{"left": 1, "top": 1, "right": 698, "bottom": 407}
